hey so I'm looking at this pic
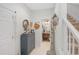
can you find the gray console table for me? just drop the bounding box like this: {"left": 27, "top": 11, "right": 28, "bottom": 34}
{"left": 21, "top": 32, "right": 35, "bottom": 55}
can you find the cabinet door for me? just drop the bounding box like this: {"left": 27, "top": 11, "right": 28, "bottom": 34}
{"left": 27, "top": 35, "right": 33, "bottom": 54}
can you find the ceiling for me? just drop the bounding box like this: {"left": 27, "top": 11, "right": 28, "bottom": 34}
{"left": 25, "top": 3, "right": 55, "bottom": 10}
{"left": 68, "top": 3, "right": 79, "bottom": 6}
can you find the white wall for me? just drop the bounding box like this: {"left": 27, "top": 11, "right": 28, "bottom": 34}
{"left": 0, "top": 3, "right": 32, "bottom": 54}
{"left": 67, "top": 4, "right": 79, "bottom": 21}
{"left": 32, "top": 8, "right": 54, "bottom": 21}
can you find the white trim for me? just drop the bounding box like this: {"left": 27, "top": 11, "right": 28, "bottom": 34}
{"left": 64, "top": 19, "right": 79, "bottom": 41}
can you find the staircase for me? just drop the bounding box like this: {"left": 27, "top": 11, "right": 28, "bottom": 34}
{"left": 67, "top": 15, "right": 79, "bottom": 55}
{"left": 68, "top": 16, "right": 79, "bottom": 31}
{"left": 67, "top": 15, "right": 79, "bottom": 31}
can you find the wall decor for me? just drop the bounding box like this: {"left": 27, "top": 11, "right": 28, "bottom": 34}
{"left": 34, "top": 22, "right": 40, "bottom": 30}
{"left": 23, "top": 19, "right": 30, "bottom": 33}
{"left": 52, "top": 14, "right": 59, "bottom": 27}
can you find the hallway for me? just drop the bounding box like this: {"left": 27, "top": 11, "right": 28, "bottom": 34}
{"left": 30, "top": 41, "right": 50, "bottom": 55}
{"left": 0, "top": 3, "right": 79, "bottom": 55}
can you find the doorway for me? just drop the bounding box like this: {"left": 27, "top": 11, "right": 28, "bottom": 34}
{"left": 0, "top": 5, "right": 16, "bottom": 54}
{"left": 42, "top": 18, "right": 50, "bottom": 41}
{"left": 30, "top": 18, "right": 51, "bottom": 55}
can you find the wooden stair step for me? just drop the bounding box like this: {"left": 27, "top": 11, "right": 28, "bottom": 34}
{"left": 67, "top": 15, "right": 79, "bottom": 31}
{"left": 71, "top": 22, "right": 79, "bottom": 25}
{"left": 68, "top": 19, "right": 76, "bottom": 22}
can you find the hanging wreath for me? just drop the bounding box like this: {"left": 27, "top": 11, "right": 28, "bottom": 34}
{"left": 23, "top": 19, "right": 29, "bottom": 31}
{"left": 52, "top": 14, "right": 59, "bottom": 26}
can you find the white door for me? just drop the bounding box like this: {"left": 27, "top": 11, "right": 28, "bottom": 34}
{"left": 0, "top": 6, "right": 16, "bottom": 55}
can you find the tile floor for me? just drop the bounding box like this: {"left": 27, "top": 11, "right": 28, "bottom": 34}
{"left": 30, "top": 41, "right": 50, "bottom": 55}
